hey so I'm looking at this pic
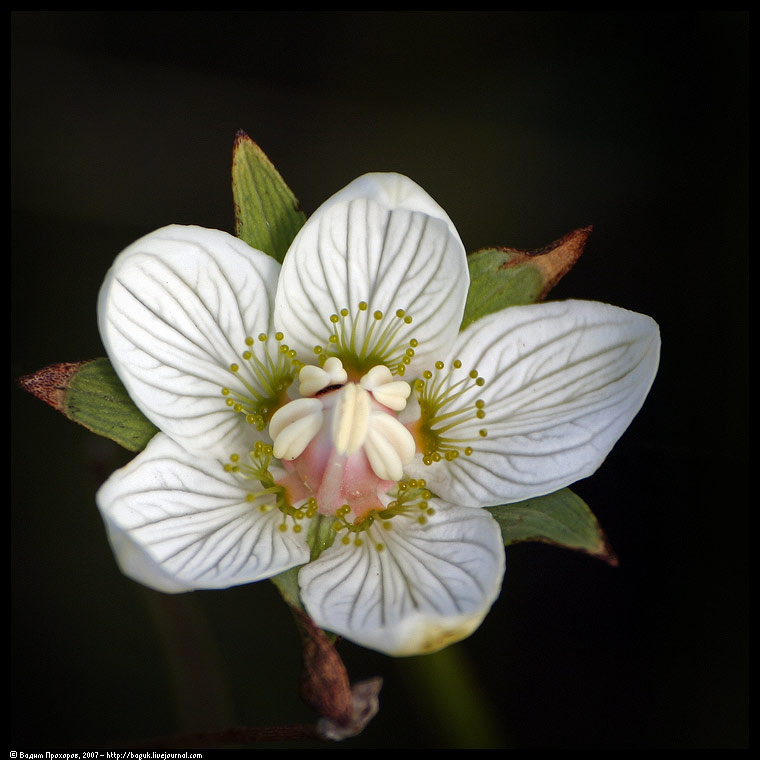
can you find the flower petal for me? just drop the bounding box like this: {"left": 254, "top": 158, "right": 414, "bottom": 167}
{"left": 274, "top": 174, "right": 469, "bottom": 374}
{"left": 298, "top": 502, "right": 505, "bottom": 656}
{"left": 96, "top": 434, "right": 310, "bottom": 592}
{"left": 407, "top": 300, "right": 660, "bottom": 505}
{"left": 98, "top": 225, "right": 281, "bottom": 459}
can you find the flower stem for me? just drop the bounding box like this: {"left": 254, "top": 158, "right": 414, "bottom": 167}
{"left": 401, "top": 644, "right": 507, "bottom": 748}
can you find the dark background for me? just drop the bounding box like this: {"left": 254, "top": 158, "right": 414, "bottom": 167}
{"left": 12, "top": 12, "right": 747, "bottom": 749}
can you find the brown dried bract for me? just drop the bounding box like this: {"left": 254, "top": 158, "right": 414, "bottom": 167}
{"left": 17, "top": 361, "right": 89, "bottom": 412}
{"left": 292, "top": 607, "right": 382, "bottom": 740}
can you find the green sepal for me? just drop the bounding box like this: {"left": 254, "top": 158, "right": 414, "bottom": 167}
{"left": 270, "top": 565, "right": 305, "bottom": 611}
{"left": 270, "top": 514, "right": 337, "bottom": 611}
{"left": 307, "top": 513, "right": 338, "bottom": 561}
{"left": 487, "top": 487, "right": 618, "bottom": 565}
{"left": 461, "top": 227, "right": 591, "bottom": 330}
{"left": 232, "top": 131, "right": 307, "bottom": 262}
{"left": 19, "top": 358, "right": 158, "bottom": 453}
{"left": 271, "top": 571, "right": 339, "bottom": 645}
{"left": 270, "top": 565, "right": 338, "bottom": 644}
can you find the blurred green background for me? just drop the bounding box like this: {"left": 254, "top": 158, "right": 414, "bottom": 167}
{"left": 12, "top": 12, "right": 747, "bottom": 748}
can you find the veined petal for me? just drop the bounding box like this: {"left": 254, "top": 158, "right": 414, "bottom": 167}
{"left": 298, "top": 501, "right": 505, "bottom": 656}
{"left": 407, "top": 300, "right": 660, "bottom": 505}
{"left": 96, "top": 434, "right": 310, "bottom": 592}
{"left": 274, "top": 174, "right": 469, "bottom": 374}
{"left": 305, "top": 173, "right": 464, "bottom": 244}
{"left": 98, "top": 225, "right": 280, "bottom": 459}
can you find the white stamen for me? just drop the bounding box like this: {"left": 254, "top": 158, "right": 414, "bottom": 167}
{"left": 332, "top": 383, "right": 371, "bottom": 455}
{"left": 360, "top": 364, "right": 394, "bottom": 389}
{"left": 298, "top": 365, "right": 329, "bottom": 397}
{"left": 360, "top": 365, "right": 412, "bottom": 411}
{"left": 269, "top": 397, "right": 323, "bottom": 460}
{"left": 323, "top": 356, "right": 348, "bottom": 383}
{"left": 299, "top": 356, "right": 348, "bottom": 396}
{"left": 364, "top": 412, "right": 416, "bottom": 481}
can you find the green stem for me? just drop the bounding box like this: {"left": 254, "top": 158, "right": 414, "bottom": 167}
{"left": 401, "top": 644, "right": 508, "bottom": 748}
{"left": 143, "top": 590, "right": 234, "bottom": 733}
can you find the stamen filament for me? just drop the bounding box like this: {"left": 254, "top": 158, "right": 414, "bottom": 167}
{"left": 221, "top": 333, "right": 300, "bottom": 429}
{"left": 414, "top": 360, "right": 489, "bottom": 464}
{"left": 226, "top": 444, "right": 317, "bottom": 530}
{"left": 317, "top": 303, "right": 417, "bottom": 376}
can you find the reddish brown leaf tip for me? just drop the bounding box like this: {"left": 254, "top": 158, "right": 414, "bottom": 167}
{"left": 532, "top": 226, "right": 592, "bottom": 300}
{"left": 17, "top": 361, "right": 90, "bottom": 412}
{"left": 599, "top": 534, "right": 620, "bottom": 567}
{"left": 233, "top": 129, "right": 253, "bottom": 148}
{"left": 232, "top": 131, "right": 276, "bottom": 174}
{"left": 490, "top": 226, "right": 592, "bottom": 301}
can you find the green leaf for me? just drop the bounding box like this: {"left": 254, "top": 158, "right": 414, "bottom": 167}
{"left": 232, "top": 131, "right": 307, "bottom": 262}
{"left": 487, "top": 487, "right": 618, "bottom": 565}
{"left": 19, "top": 358, "right": 158, "bottom": 452}
{"left": 461, "top": 226, "right": 591, "bottom": 330}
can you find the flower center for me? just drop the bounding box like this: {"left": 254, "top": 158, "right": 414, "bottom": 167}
{"left": 267, "top": 359, "right": 415, "bottom": 519}
{"left": 220, "top": 311, "right": 490, "bottom": 534}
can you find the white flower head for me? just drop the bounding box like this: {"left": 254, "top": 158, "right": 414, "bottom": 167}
{"left": 97, "top": 173, "right": 660, "bottom": 656}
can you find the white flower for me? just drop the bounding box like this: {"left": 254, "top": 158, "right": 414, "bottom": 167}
{"left": 96, "top": 174, "right": 660, "bottom": 656}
